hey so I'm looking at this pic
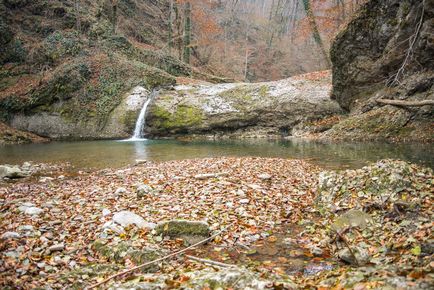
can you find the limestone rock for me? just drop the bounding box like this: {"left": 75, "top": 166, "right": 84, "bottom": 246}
{"left": 1, "top": 232, "right": 21, "bottom": 239}
{"left": 337, "top": 246, "right": 370, "bottom": 266}
{"left": 258, "top": 173, "right": 272, "bottom": 180}
{"left": 331, "top": 210, "right": 372, "bottom": 233}
{"left": 48, "top": 243, "right": 65, "bottom": 253}
{"left": 146, "top": 72, "right": 342, "bottom": 138}
{"left": 0, "top": 165, "right": 27, "bottom": 179}
{"left": 154, "top": 220, "right": 210, "bottom": 239}
{"left": 136, "top": 184, "right": 155, "bottom": 198}
{"left": 18, "top": 203, "right": 43, "bottom": 216}
{"left": 112, "top": 211, "right": 153, "bottom": 229}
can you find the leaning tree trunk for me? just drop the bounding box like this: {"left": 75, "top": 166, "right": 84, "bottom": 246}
{"left": 183, "top": 2, "right": 192, "bottom": 64}
{"left": 168, "top": 0, "right": 174, "bottom": 52}
{"left": 302, "top": 0, "right": 331, "bottom": 68}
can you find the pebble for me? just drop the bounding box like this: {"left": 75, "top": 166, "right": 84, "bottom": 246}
{"left": 310, "top": 246, "right": 324, "bottom": 257}
{"left": 102, "top": 208, "right": 111, "bottom": 217}
{"left": 258, "top": 173, "right": 272, "bottom": 180}
{"left": 239, "top": 199, "right": 250, "bottom": 204}
{"left": 18, "top": 225, "right": 34, "bottom": 232}
{"left": 115, "top": 187, "right": 127, "bottom": 195}
{"left": 48, "top": 243, "right": 65, "bottom": 252}
{"left": 1, "top": 232, "right": 21, "bottom": 239}
{"left": 23, "top": 207, "right": 44, "bottom": 215}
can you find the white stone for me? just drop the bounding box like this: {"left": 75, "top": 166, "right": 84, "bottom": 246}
{"left": 102, "top": 208, "right": 111, "bottom": 217}
{"left": 19, "top": 205, "right": 43, "bottom": 216}
{"left": 115, "top": 187, "right": 127, "bottom": 195}
{"left": 48, "top": 243, "right": 65, "bottom": 252}
{"left": 239, "top": 199, "right": 250, "bottom": 204}
{"left": 39, "top": 177, "right": 55, "bottom": 183}
{"left": 258, "top": 173, "right": 272, "bottom": 180}
{"left": 1, "top": 232, "right": 21, "bottom": 239}
{"left": 112, "top": 211, "right": 149, "bottom": 228}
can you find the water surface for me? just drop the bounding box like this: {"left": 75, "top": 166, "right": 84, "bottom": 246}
{"left": 0, "top": 139, "right": 432, "bottom": 170}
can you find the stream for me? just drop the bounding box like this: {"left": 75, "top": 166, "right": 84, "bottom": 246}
{"left": 0, "top": 138, "right": 433, "bottom": 170}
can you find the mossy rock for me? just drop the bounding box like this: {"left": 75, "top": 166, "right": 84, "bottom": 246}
{"left": 149, "top": 105, "right": 203, "bottom": 132}
{"left": 154, "top": 220, "right": 210, "bottom": 238}
{"left": 61, "top": 263, "right": 120, "bottom": 290}
{"left": 93, "top": 240, "right": 160, "bottom": 273}
{"left": 331, "top": 210, "right": 373, "bottom": 233}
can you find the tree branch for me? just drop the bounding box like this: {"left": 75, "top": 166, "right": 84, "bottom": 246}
{"left": 86, "top": 223, "right": 234, "bottom": 289}
{"left": 376, "top": 99, "right": 434, "bottom": 107}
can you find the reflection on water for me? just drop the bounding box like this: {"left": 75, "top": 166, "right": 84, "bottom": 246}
{"left": 0, "top": 138, "right": 432, "bottom": 170}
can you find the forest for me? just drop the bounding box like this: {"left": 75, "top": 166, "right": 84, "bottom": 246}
{"left": 0, "top": 0, "right": 433, "bottom": 289}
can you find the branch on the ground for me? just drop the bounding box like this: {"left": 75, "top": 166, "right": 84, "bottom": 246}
{"left": 376, "top": 99, "right": 434, "bottom": 107}
{"left": 86, "top": 223, "right": 234, "bottom": 289}
{"left": 185, "top": 255, "right": 235, "bottom": 268}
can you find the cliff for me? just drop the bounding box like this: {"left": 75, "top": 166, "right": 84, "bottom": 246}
{"left": 327, "top": 0, "right": 434, "bottom": 141}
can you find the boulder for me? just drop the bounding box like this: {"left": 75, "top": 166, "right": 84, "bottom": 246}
{"left": 337, "top": 246, "right": 370, "bottom": 266}
{"left": 146, "top": 71, "right": 342, "bottom": 138}
{"left": 331, "top": 210, "right": 372, "bottom": 233}
{"left": 112, "top": 211, "right": 154, "bottom": 229}
{"left": 0, "top": 165, "right": 27, "bottom": 179}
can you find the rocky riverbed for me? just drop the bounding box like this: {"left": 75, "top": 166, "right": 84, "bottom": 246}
{"left": 0, "top": 157, "right": 432, "bottom": 289}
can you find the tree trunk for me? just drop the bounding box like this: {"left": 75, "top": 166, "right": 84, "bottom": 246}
{"left": 302, "top": 0, "right": 331, "bottom": 68}
{"left": 168, "top": 0, "right": 174, "bottom": 52}
{"left": 183, "top": 2, "right": 192, "bottom": 64}
{"left": 111, "top": 0, "right": 118, "bottom": 34}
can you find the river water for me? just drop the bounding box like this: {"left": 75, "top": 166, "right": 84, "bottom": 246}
{"left": 0, "top": 138, "right": 432, "bottom": 170}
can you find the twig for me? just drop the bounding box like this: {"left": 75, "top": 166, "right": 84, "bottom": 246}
{"left": 337, "top": 231, "right": 359, "bottom": 266}
{"left": 86, "top": 223, "right": 233, "bottom": 289}
{"left": 185, "top": 255, "right": 235, "bottom": 268}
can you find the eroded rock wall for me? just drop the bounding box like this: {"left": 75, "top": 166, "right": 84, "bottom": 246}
{"left": 331, "top": 0, "right": 434, "bottom": 111}
{"left": 328, "top": 0, "right": 434, "bottom": 141}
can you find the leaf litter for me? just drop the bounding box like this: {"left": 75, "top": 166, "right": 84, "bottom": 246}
{"left": 0, "top": 157, "right": 432, "bottom": 289}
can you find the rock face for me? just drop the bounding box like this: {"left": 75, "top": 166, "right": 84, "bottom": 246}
{"left": 146, "top": 71, "right": 343, "bottom": 138}
{"left": 328, "top": 0, "right": 434, "bottom": 141}
{"left": 10, "top": 86, "right": 152, "bottom": 140}
{"left": 331, "top": 0, "right": 434, "bottom": 110}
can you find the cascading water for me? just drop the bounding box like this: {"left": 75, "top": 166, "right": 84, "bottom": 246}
{"left": 128, "top": 89, "right": 158, "bottom": 141}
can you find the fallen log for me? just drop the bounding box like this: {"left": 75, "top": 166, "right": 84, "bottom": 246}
{"left": 376, "top": 99, "right": 434, "bottom": 107}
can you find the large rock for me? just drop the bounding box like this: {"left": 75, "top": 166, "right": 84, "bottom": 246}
{"left": 112, "top": 211, "right": 153, "bottom": 229}
{"left": 146, "top": 71, "right": 343, "bottom": 138}
{"left": 154, "top": 220, "right": 210, "bottom": 239}
{"left": 0, "top": 165, "right": 27, "bottom": 179}
{"left": 327, "top": 0, "right": 434, "bottom": 141}
{"left": 331, "top": 0, "right": 434, "bottom": 111}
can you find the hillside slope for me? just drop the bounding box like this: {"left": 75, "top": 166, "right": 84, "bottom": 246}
{"left": 0, "top": 0, "right": 225, "bottom": 141}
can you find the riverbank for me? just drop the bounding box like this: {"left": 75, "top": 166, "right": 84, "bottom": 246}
{"left": 0, "top": 122, "right": 49, "bottom": 145}
{"left": 1, "top": 157, "right": 432, "bottom": 289}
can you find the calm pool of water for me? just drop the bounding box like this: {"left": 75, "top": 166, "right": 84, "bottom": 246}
{"left": 0, "top": 138, "right": 432, "bottom": 170}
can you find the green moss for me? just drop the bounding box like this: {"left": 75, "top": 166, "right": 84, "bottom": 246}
{"left": 155, "top": 220, "right": 210, "bottom": 238}
{"left": 39, "top": 31, "right": 83, "bottom": 65}
{"left": 220, "top": 85, "right": 253, "bottom": 111}
{"left": 151, "top": 105, "right": 203, "bottom": 131}
{"left": 258, "top": 85, "right": 268, "bottom": 98}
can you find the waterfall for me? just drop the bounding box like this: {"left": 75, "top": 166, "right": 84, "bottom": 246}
{"left": 128, "top": 89, "right": 157, "bottom": 140}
